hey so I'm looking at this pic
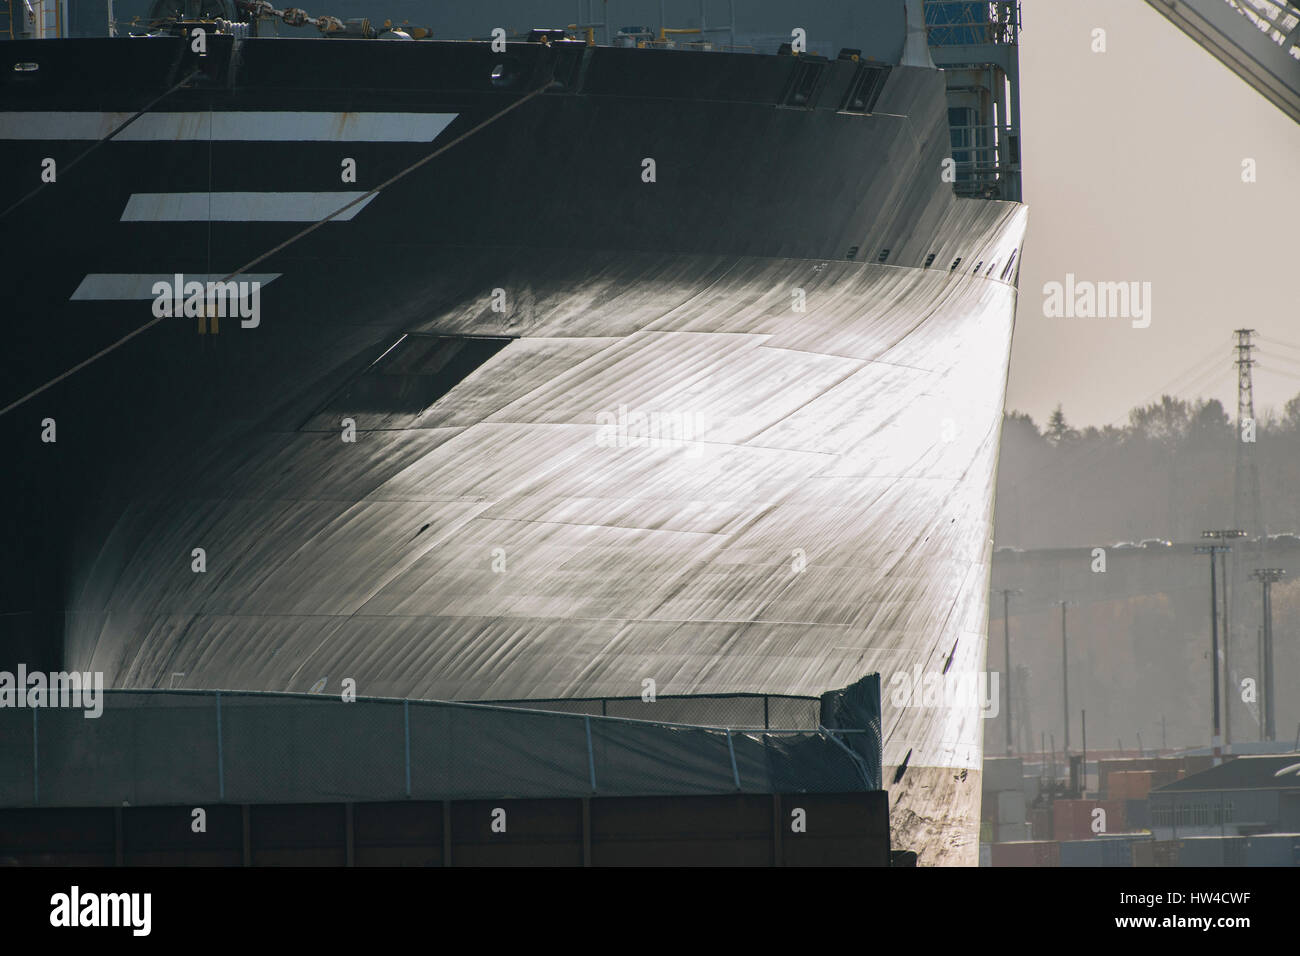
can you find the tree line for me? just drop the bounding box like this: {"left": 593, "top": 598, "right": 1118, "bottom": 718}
{"left": 994, "top": 394, "right": 1300, "bottom": 548}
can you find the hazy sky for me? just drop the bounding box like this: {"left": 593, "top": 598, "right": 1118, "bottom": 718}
{"left": 1009, "top": 0, "right": 1300, "bottom": 428}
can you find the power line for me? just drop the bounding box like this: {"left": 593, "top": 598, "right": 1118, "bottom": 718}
{"left": 1127, "top": 340, "right": 1235, "bottom": 410}
{"left": 1176, "top": 358, "right": 1236, "bottom": 404}
{"left": 1233, "top": 329, "right": 1261, "bottom": 540}
{"left": 1256, "top": 348, "right": 1300, "bottom": 371}
{"left": 1257, "top": 334, "right": 1300, "bottom": 354}
{"left": 1255, "top": 364, "right": 1300, "bottom": 383}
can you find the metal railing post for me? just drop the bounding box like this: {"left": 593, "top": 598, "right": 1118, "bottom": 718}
{"left": 216, "top": 691, "right": 225, "bottom": 801}
{"left": 726, "top": 729, "right": 741, "bottom": 790}
{"left": 584, "top": 716, "right": 597, "bottom": 793}
{"left": 404, "top": 699, "right": 412, "bottom": 797}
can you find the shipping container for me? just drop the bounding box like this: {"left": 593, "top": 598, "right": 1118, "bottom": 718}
{"left": 1052, "top": 799, "right": 1126, "bottom": 841}
{"left": 997, "top": 822, "right": 1031, "bottom": 843}
{"left": 1132, "top": 839, "right": 1181, "bottom": 867}
{"left": 1109, "top": 771, "right": 1156, "bottom": 801}
{"left": 1023, "top": 775, "right": 1041, "bottom": 804}
{"left": 997, "top": 789, "right": 1026, "bottom": 824}
{"left": 1243, "top": 833, "right": 1300, "bottom": 866}
{"left": 1030, "top": 806, "right": 1052, "bottom": 841}
{"left": 1059, "top": 835, "right": 1151, "bottom": 867}
{"left": 1099, "top": 757, "right": 1205, "bottom": 795}
{"left": 1176, "top": 836, "right": 1247, "bottom": 867}
{"left": 1059, "top": 839, "right": 1105, "bottom": 867}
{"left": 990, "top": 840, "right": 1060, "bottom": 867}
{"left": 983, "top": 757, "right": 1024, "bottom": 794}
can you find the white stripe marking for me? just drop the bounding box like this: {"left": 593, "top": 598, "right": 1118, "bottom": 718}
{"left": 0, "top": 111, "right": 458, "bottom": 142}
{"left": 121, "top": 192, "right": 376, "bottom": 222}
{"left": 71, "top": 274, "right": 283, "bottom": 301}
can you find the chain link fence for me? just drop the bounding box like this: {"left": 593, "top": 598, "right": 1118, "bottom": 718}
{"left": 484, "top": 693, "right": 822, "bottom": 729}
{"left": 0, "top": 688, "right": 880, "bottom": 809}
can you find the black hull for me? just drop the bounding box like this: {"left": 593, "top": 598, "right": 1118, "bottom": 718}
{"left": 0, "top": 35, "right": 1026, "bottom": 863}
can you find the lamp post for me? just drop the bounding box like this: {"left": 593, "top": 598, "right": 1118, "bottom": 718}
{"left": 995, "top": 588, "right": 1021, "bottom": 755}
{"left": 1058, "top": 599, "right": 1074, "bottom": 755}
{"left": 1201, "top": 530, "right": 1245, "bottom": 755}
{"left": 1197, "top": 531, "right": 1243, "bottom": 764}
{"left": 1250, "top": 569, "right": 1285, "bottom": 741}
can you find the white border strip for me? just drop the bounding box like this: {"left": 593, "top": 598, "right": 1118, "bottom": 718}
{"left": 121, "top": 191, "right": 377, "bottom": 222}
{"left": 0, "top": 111, "right": 458, "bottom": 142}
{"left": 71, "top": 273, "right": 283, "bottom": 301}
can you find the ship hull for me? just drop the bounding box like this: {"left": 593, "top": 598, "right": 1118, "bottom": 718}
{"left": 0, "top": 36, "right": 1026, "bottom": 864}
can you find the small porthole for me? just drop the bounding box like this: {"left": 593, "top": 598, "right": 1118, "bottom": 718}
{"left": 876, "top": 248, "right": 890, "bottom": 263}
{"left": 950, "top": 257, "right": 962, "bottom": 271}
{"left": 846, "top": 245, "right": 859, "bottom": 260}
{"left": 923, "top": 253, "right": 936, "bottom": 268}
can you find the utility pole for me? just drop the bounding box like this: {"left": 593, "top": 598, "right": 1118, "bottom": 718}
{"left": 1222, "top": 544, "right": 1232, "bottom": 749}
{"left": 1197, "top": 533, "right": 1241, "bottom": 764}
{"left": 1017, "top": 665, "right": 1033, "bottom": 756}
{"left": 1081, "top": 709, "right": 1087, "bottom": 794}
{"left": 1251, "top": 569, "right": 1285, "bottom": 741}
{"left": 1202, "top": 530, "right": 1245, "bottom": 754}
{"left": 1059, "top": 600, "right": 1072, "bottom": 755}
{"left": 1257, "top": 624, "right": 1265, "bottom": 743}
{"left": 996, "top": 588, "right": 1021, "bottom": 755}
{"left": 1233, "top": 330, "right": 1262, "bottom": 540}
{"left": 1233, "top": 330, "right": 1261, "bottom": 753}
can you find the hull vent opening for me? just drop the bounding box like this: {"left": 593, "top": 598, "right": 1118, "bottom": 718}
{"left": 299, "top": 333, "right": 512, "bottom": 431}
{"left": 840, "top": 64, "right": 891, "bottom": 113}
{"left": 781, "top": 58, "right": 828, "bottom": 108}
